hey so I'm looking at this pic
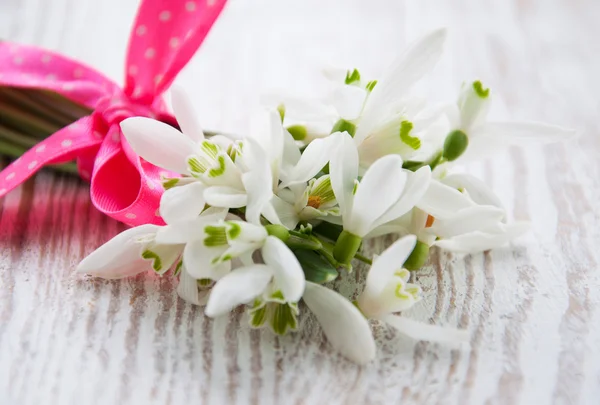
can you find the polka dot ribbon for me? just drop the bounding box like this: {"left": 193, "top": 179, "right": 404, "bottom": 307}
{"left": 0, "top": 0, "right": 227, "bottom": 226}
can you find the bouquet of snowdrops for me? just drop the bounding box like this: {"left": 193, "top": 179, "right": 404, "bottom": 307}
{"left": 76, "top": 29, "right": 573, "bottom": 364}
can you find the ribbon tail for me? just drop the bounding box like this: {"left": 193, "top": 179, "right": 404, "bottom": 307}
{"left": 0, "top": 116, "right": 101, "bottom": 197}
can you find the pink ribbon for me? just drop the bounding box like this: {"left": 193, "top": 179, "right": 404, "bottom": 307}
{"left": 0, "top": 0, "right": 227, "bottom": 225}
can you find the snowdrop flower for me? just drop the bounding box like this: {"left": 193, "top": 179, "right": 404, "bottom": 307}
{"left": 76, "top": 202, "right": 228, "bottom": 279}
{"left": 439, "top": 80, "right": 576, "bottom": 163}
{"left": 356, "top": 235, "right": 469, "bottom": 344}
{"left": 121, "top": 88, "right": 247, "bottom": 210}
{"left": 205, "top": 236, "right": 305, "bottom": 335}
{"left": 329, "top": 132, "right": 431, "bottom": 264}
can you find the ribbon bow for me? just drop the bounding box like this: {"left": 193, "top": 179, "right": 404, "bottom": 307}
{"left": 0, "top": 0, "right": 227, "bottom": 225}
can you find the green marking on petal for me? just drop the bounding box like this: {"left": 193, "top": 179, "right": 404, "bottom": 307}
{"left": 226, "top": 222, "right": 242, "bottom": 240}
{"left": 277, "top": 104, "right": 286, "bottom": 122}
{"left": 287, "top": 125, "right": 307, "bottom": 141}
{"left": 204, "top": 225, "right": 227, "bottom": 247}
{"left": 198, "top": 278, "right": 213, "bottom": 287}
{"left": 270, "top": 303, "right": 298, "bottom": 335}
{"left": 141, "top": 249, "right": 163, "bottom": 272}
{"left": 331, "top": 118, "right": 356, "bottom": 137}
{"left": 207, "top": 155, "right": 226, "bottom": 177}
{"left": 310, "top": 176, "right": 335, "bottom": 204}
{"left": 365, "top": 80, "right": 377, "bottom": 92}
{"left": 472, "top": 80, "right": 490, "bottom": 98}
{"left": 394, "top": 282, "right": 411, "bottom": 300}
{"left": 187, "top": 156, "right": 207, "bottom": 175}
{"left": 352, "top": 179, "right": 359, "bottom": 195}
{"left": 174, "top": 260, "right": 183, "bottom": 276}
{"left": 270, "top": 290, "right": 285, "bottom": 301}
{"left": 344, "top": 68, "right": 361, "bottom": 85}
{"left": 250, "top": 305, "right": 267, "bottom": 328}
{"left": 162, "top": 177, "right": 179, "bottom": 190}
{"left": 399, "top": 120, "right": 421, "bottom": 150}
{"left": 201, "top": 140, "right": 219, "bottom": 159}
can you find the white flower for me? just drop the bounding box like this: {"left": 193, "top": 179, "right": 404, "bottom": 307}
{"left": 357, "top": 235, "right": 469, "bottom": 343}
{"left": 442, "top": 80, "right": 576, "bottom": 162}
{"left": 330, "top": 132, "right": 431, "bottom": 238}
{"left": 76, "top": 203, "right": 228, "bottom": 279}
{"left": 121, "top": 87, "right": 247, "bottom": 209}
{"left": 205, "top": 236, "right": 305, "bottom": 333}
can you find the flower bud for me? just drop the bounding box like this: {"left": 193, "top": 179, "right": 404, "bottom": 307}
{"left": 265, "top": 224, "right": 290, "bottom": 242}
{"left": 442, "top": 130, "right": 469, "bottom": 161}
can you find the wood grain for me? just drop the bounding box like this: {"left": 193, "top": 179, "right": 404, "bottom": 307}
{"left": 1, "top": 0, "right": 600, "bottom": 404}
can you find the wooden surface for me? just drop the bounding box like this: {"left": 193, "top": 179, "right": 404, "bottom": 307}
{"left": 1, "top": 0, "right": 600, "bottom": 404}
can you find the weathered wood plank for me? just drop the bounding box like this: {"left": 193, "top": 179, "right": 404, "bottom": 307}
{"left": 1, "top": 0, "right": 600, "bottom": 404}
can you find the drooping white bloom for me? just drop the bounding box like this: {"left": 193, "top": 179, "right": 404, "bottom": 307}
{"left": 330, "top": 132, "right": 431, "bottom": 238}
{"left": 121, "top": 88, "right": 246, "bottom": 209}
{"left": 76, "top": 201, "right": 228, "bottom": 279}
{"left": 357, "top": 235, "right": 469, "bottom": 344}
{"left": 205, "top": 237, "right": 305, "bottom": 325}
{"left": 442, "top": 80, "right": 576, "bottom": 162}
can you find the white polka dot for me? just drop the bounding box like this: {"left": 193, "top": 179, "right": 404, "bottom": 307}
{"left": 185, "top": 30, "right": 193, "bottom": 40}
{"left": 159, "top": 10, "right": 171, "bottom": 21}
{"left": 13, "top": 56, "right": 23, "bottom": 65}
{"left": 36, "top": 145, "right": 46, "bottom": 153}
{"left": 185, "top": 1, "right": 196, "bottom": 11}
{"left": 93, "top": 131, "right": 103, "bottom": 139}
{"left": 61, "top": 139, "right": 73, "bottom": 147}
{"left": 46, "top": 74, "right": 57, "bottom": 81}
{"left": 73, "top": 68, "right": 83, "bottom": 78}
{"left": 28, "top": 161, "right": 38, "bottom": 170}
{"left": 146, "top": 180, "right": 156, "bottom": 190}
{"left": 169, "top": 37, "right": 180, "bottom": 48}
{"left": 154, "top": 74, "right": 163, "bottom": 85}
{"left": 125, "top": 213, "right": 137, "bottom": 219}
{"left": 132, "top": 86, "right": 143, "bottom": 97}
{"left": 13, "top": 157, "right": 21, "bottom": 165}
{"left": 0, "top": 189, "right": 6, "bottom": 195}
{"left": 136, "top": 25, "right": 147, "bottom": 36}
{"left": 207, "top": 0, "right": 216, "bottom": 6}
{"left": 112, "top": 132, "right": 120, "bottom": 142}
{"left": 145, "top": 48, "right": 156, "bottom": 59}
{"left": 41, "top": 54, "right": 52, "bottom": 64}
{"left": 6, "top": 173, "right": 15, "bottom": 180}
{"left": 62, "top": 83, "right": 75, "bottom": 91}
{"left": 128, "top": 65, "right": 138, "bottom": 76}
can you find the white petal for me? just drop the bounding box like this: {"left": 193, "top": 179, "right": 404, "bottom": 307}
{"left": 155, "top": 207, "right": 228, "bottom": 244}
{"left": 241, "top": 138, "right": 274, "bottom": 225}
{"left": 364, "top": 235, "right": 416, "bottom": 298}
{"left": 171, "top": 86, "right": 205, "bottom": 142}
{"left": 329, "top": 132, "right": 358, "bottom": 218}
{"left": 281, "top": 133, "right": 340, "bottom": 187}
{"left": 120, "top": 117, "right": 196, "bottom": 174}
{"left": 205, "top": 265, "right": 273, "bottom": 317}
{"left": 381, "top": 315, "right": 470, "bottom": 347}
{"left": 76, "top": 224, "right": 160, "bottom": 279}
{"left": 355, "top": 28, "right": 447, "bottom": 143}
{"left": 303, "top": 282, "right": 376, "bottom": 365}
{"left": 416, "top": 180, "right": 473, "bottom": 219}
{"left": 270, "top": 195, "right": 300, "bottom": 230}
{"left": 183, "top": 239, "right": 231, "bottom": 279}
{"left": 372, "top": 166, "right": 431, "bottom": 229}
{"left": 442, "top": 173, "right": 504, "bottom": 211}
{"left": 204, "top": 186, "right": 248, "bottom": 208}
{"left": 331, "top": 85, "right": 367, "bottom": 120}
{"left": 261, "top": 236, "right": 305, "bottom": 302}
{"left": 177, "top": 267, "right": 204, "bottom": 305}
{"left": 434, "top": 222, "right": 529, "bottom": 253}
{"left": 481, "top": 121, "right": 576, "bottom": 144}
{"left": 429, "top": 206, "right": 505, "bottom": 238}
{"left": 160, "top": 182, "right": 206, "bottom": 225}
{"left": 349, "top": 155, "right": 405, "bottom": 236}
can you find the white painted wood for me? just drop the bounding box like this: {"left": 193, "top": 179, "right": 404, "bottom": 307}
{"left": 1, "top": 0, "right": 600, "bottom": 404}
